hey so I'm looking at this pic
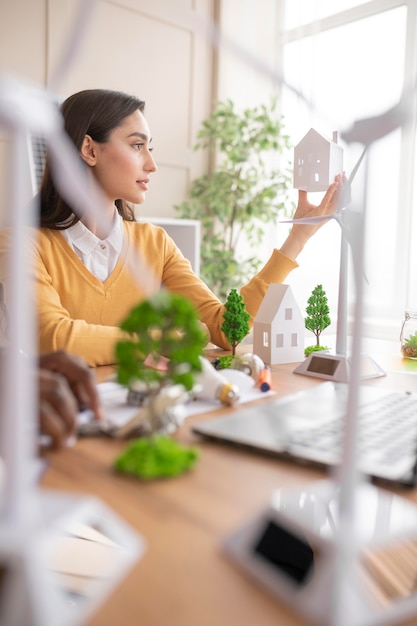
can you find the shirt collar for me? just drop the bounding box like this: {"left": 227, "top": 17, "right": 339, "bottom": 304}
{"left": 63, "top": 211, "right": 124, "bottom": 256}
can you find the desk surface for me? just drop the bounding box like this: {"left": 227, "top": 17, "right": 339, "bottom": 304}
{"left": 41, "top": 346, "right": 417, "bottom": 626}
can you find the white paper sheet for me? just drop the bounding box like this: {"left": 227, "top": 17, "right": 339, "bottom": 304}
{"left": 78, "top": 369, "right": 274, "bottom": 435}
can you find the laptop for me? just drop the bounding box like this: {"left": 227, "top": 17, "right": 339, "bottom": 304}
{"left": 192, "top": 382, "right": 417, "bottom": 487}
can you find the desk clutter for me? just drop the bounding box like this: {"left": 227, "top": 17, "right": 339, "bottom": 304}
{"left": 75, "top": 354, "right": 275, "bottom": 480}
{"left": 78, "top": 355, "right": 274, "bottom": 439}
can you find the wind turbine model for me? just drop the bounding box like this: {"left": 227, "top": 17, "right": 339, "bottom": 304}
{"left": 285, "top": 134, "right": 385, "bottom": 382}
{"left": 223, "top": 89, "right": 417, "bottom": 626}
{"left": 0, "top": 0, "right": 150, "bottom": 620}
{"left": 0, "top": 73, "right": 146, "bottom": 626}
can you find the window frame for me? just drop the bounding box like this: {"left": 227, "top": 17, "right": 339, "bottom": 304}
{"left": 276, "top": 0, "right": 417, "bottom": 342}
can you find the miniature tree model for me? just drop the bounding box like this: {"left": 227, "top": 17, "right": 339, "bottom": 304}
{"left": 116, "top": 290, "right": 206, "bottom": 392}
{"left": 114, "top": 290, "right": 207, "bottom": 479}
{"left": 305, "top": 284, "right": 331, "bottom": 354}
{"left": 221, "top": 288, "right": 250, "bottom": 357}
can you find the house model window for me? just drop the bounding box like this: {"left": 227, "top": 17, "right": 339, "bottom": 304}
{"left": 293, "top": 128, "right": 343, "bottom": 193}
{"left": 291, "top": 333, "right": 299, "bottom": 347}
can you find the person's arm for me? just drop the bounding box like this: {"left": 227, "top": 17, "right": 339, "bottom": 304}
{"left": 161, "top": 236, "right": 298, "bottom": 350}
{"left": 280, "top": 173, "right": 345, "bottom": 260}
{"left": 39, "top": 350, "right": 103, "bottom": 421}
{"left": 166, "top": 175, "right": 346, "bottom": 349}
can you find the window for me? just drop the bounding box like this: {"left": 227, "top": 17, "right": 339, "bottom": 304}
{"left": 291, "top": 333, "right": 299, "bottom": 347}
{"left": 263, "top": 331, "right": 269, "bottom": 347}
{"left": 285, "top": 307, "right": 293, "bottom": 320}
{"left": 278, "top": 0, "right": 417, "bottom": 341}
{"left": 276, "top": 333, "right": 284, "bottom": 348}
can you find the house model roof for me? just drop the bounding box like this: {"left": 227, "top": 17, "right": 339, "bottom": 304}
{"left": 254, "top": 284, "right": 292, "bottom": 323}
{"left": 293, "top": 128, "right": 343, "bottom": 192}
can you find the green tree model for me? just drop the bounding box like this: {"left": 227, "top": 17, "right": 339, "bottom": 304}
{"left": 116, "top": 290, "right": 206, "bottom": 392}
{"left": 305, "top": 284, "right": 331, "bottom": 348}
{"left": 221, "top": 289, "right": 250, "bottom": 356}
{"left": 114, "top": 290, "right": 207, "bottom": 479}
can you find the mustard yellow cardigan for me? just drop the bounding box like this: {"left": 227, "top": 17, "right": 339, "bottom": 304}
{"left": 0, "top": 221, "right": 297, "bottom": 366}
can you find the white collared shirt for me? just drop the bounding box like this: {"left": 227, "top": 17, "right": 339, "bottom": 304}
{"left": 61, "top": 211, "right": 124, "bottom": 282}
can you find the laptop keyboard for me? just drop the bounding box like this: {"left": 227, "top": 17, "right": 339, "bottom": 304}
{"left": 288, "top": 391, "right": 417, "bottom": 466}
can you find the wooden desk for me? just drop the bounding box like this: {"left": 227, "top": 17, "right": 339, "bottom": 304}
{"left": 40, "top": 353, "right": 417, "bottom": 626}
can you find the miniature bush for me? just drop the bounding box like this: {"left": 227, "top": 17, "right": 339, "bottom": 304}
{"left": 115, "top": 436, "right": 199, "bottom": 480}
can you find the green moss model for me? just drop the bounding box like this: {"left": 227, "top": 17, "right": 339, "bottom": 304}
{"left": 115, "top": 435, "right": 199, "bottom": 480}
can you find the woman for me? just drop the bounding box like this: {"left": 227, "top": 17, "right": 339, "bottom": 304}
{"left": 1, "top": 89, "right": 344, "bottom": 366}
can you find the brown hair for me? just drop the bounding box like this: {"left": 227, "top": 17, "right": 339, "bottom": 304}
{"left": 40, "top": 89, "right": 145, "bottom": 228}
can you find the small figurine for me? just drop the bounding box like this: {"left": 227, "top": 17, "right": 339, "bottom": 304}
{"left": 293, "top": 128, "right": 343, "bottom": 192}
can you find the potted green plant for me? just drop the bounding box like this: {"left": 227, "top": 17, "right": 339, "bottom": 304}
{"left": 401, "top": 332, "right": 417, "bottom": 359}
{"left": 175, "top": 98, "right": 294, "bottom": 300}
{"left": 400, "top": 311, "right": 417, "bottom": 359}
{"left": 304, "top": 284, "right": 331, "bottom": 356}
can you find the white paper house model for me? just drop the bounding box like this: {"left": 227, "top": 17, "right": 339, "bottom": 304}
{"left": 253, "top": 284, "right": 305, "bottom": 365}
{"left": 293, "top": 128, "right": 343, "bottom": 192}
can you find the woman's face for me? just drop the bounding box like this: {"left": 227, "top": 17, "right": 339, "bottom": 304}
{"left": 84, "top": 109, "right": 157, "bottom": 205}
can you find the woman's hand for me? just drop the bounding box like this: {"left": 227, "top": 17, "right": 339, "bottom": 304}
{"left": 280, "top": 173, "right": 346, "bottom": 260}
{"left": 39, "top": 350, "right": 103, "bottom": 420}
{"left": 38, "top": 350, "right": 103, "bottom": 449}
{"left": 38, "top": 368, "right": 78, "bottom": 449}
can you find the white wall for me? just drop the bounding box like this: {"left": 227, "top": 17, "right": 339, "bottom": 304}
{"left": 0, "top": 0, "right": 215, "bottom": 225}
{"left": 216, "top": 0, "right": 282, "bottom": 108}
{"left": 215, "top": 1, "right": 302, "bottom": 276}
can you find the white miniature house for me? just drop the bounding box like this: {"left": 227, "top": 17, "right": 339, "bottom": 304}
{"left": 293, "top": 128, "right": 343, "bottom": 192}
{"left": 253, "top": 284, "right": 305, "bottom": 365}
